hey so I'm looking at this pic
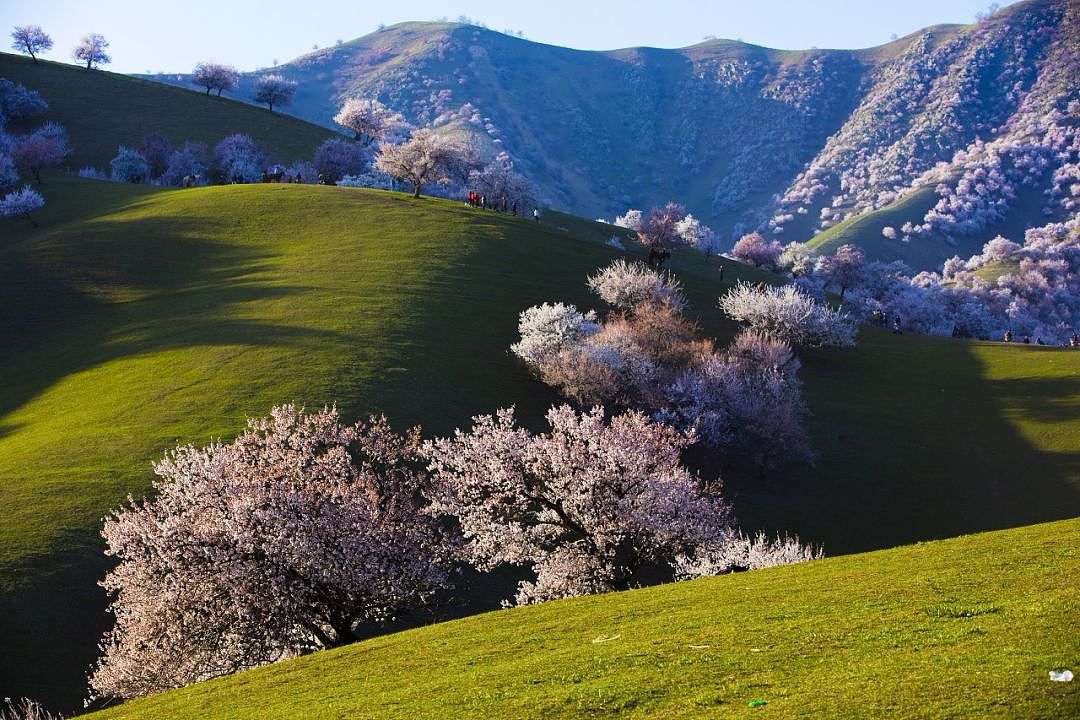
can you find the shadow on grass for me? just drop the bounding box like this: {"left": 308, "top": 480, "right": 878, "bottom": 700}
{"left": 0, "top": 215, "right": 340, "bottom": 421}
{"left": 0, "top": 214, "right": 345, "bottom": 715}
{"left": 725, "top": 330, "right": 1080, "bottom": 555}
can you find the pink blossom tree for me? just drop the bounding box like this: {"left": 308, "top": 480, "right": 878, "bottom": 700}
{"left": 72, "top": 33, "right": 110, "bottom": 70}
{"left": 638, "top": 202, "right": 688, "bottom": 267}
{"left": 11, "top": 133, "right": 65, "bottom": 183}
{"left": 10, "top": 25, "right": 53, "bottom": 62}
{"left": 815, "top": 243, "right": 866, "bottom": 300}
{"left": 191, "top": 62, "right": 240, "bottom": 97}
{"left": 730, "top": 232, "right": 782, "bottom": 270}
{"left": 89, "top": 405, "right": 453, "bottom": 700}
{"left": 423, "top": 405, "right": 734, "bottom": 605}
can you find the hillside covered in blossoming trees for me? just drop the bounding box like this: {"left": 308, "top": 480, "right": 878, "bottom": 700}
{"left": 149, "top": 0, "right": 1079, "bottom": 271}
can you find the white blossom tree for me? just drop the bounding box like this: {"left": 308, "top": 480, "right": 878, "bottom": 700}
{"left": 0, "top": 184, "right": 44, "bottom": 227}
{"left": 675, "top": 214, "right": 721, "bottom": 254}
{"left": 89, "top": 405, "right": 453, "bottom": 700}
{"left": 586, "top": 259, "right": 686, "bottom": 312}
{"left": 719, "top": 281, "right": 857, "bottom": 348}
{"left": 10, "top": 25, "right": 53, "bottom": 62}
{"left": 252, "top": 74, "right": 297, "bottom": 112}
{"left": 510, "top": 301, "right": 599, "bottom": 366}
{"left": 72, "top": 33, "right": 110, "bottom": 70}
{"left": 192, "top": 62, "right": 240, "bottom": 97}
{"left": 374, "top": 128, "right": 466, "bottom": 198}
{"left": 423, "top": 405, "right": 734, "bottom": 605}
{"left": 333, "top": 98, "right": 406, "bottom": 146}
{"left": 109, "top": 146, "right": 149, "bottom": 183}
{"left": 214, "top": 133, "right": 264, "bottom": 183}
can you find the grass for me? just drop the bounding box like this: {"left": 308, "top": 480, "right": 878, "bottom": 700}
{"left": 804, "top": 186, "right": 976, "bottom": 271}
{"left": 805, "top": 179, "right": 1058, "bottom": 273}
{"left": 0, "top": 52, "right": 335, "bottom": 170}
{"left": 86, "top": 517, "right": 1080, "bottom": 719}
{"left": 2, "top": 177, "right": 1079, "bottom": 713}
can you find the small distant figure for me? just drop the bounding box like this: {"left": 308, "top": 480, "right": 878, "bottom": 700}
{"left": 1022, "top": 335, "right": 1030, "bottom": 344}
{"left": 717, "top": 262, "right": 725, "bottom": 281}
{"left": 1070, "top": 332, "right": 1079, "bottom": 348}
{"left": 1003, "top": 329, "right": 1013, "bottom": 343}
{"left": 755, "top": 281, "right": 767, "bottom": 294}
{"left": 480, "top": 195, "right": 487, "bottom": 209}
{"left": 533, "top": 207, "right": 540, "bottom": 222}
{"left": 511, "top": 200, "right": 518, "bottom": 216}
{"left": 1036, "top": 337, "right": 1046, "bottom": 346}
{"left": 872, "top": 308, "right": 886, "bottom": 327}
{"left": 892, "top": 315, "right": 902, "bottom": 334}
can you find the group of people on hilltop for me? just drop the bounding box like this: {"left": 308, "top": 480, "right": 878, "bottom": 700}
{"left": 466, "top": 191, "right": 518, "bottom": 217}
{"left": 1002, "top": 328, "right": 1079, "bottom": 347}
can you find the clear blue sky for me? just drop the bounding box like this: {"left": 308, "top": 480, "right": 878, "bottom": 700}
{"left": 3, "top": 0, "right": 1017, "bottom": 74}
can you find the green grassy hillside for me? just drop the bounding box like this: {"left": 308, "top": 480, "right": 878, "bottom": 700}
{"left": 2, "top": 177, "right": 1079, "bottom": 712}
{"left": 0, "top": 52, "right": 335, "bottom": 170}
{"left": 804, "top": 182, "right": 1059, "bottom": 272}
{"left": 87, "top": 517, "right": 1080, "bottom": 719}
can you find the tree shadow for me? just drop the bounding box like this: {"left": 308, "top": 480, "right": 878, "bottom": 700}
{"left": 724, "top": 331, "right": 1080, "bottom": 555}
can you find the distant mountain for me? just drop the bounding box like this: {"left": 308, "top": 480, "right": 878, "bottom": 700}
{"left": 147, "top": 0, "right": 1078, "bottom": 269}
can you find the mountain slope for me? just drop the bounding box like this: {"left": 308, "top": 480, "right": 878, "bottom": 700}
{"left": 144, "top": 0, "right": 1078, "bottom": 269}
{"left": 87, "top": 517, "right": 1080, "bottom": 719}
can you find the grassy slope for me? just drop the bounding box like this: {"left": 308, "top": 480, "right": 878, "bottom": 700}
{"left": 0, "top": 52, "right": 335, "bottom": 170}
{"left": 3, "top": 179, "right": 1079, "bottom": 711}
{"left": 805, "top": 182, "right": 1057, "bottom": 272}
{"left": 89, "top": 517, "right": 1080, "bottom": 720}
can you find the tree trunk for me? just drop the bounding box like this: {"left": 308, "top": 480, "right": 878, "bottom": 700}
{"left": 412, "top": 183, "right": 421, "bottom": 198}
{"left": 205, "top": 87, "right": 211, "bottom": 96}
{"left": 25, "top": 213, "right": 38, "bottom": 228}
